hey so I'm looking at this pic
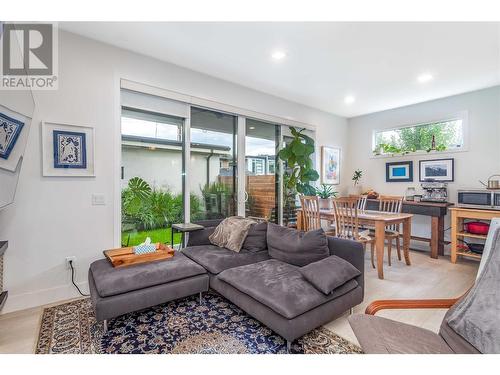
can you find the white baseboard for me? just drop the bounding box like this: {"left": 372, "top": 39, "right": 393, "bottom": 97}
{"left": 1, "top": 281, "right": 89, "bottom": 314}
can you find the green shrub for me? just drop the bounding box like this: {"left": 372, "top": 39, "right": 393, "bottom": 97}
{"left": 122, "top": 177, "right": 202, "bottom": 230}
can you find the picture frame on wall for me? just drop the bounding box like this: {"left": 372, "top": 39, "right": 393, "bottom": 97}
{"left": 0, "top": 112, "right": 24, "bottom": 161}
{"left": 42, "top": 121, "right": 95, "bottom": 177}
{"left": 419, "top": 158, "right": 454, "bottom": 182}
{"left": 386, "top": 161, "right": 413, "bottom": 182}
{"left": 321, "top": 146, "right": 340, "bottom": 185}
{"left": 0, "top": 103, "right": 31, "bottom": 173}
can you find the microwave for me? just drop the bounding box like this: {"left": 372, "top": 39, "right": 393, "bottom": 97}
{"left": 457, "top": 190, "right": 500, "bottom": 210}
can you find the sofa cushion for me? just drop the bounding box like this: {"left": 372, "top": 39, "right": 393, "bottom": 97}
{"left": 187, "top": 226, "right": 216, "bottom": 246}
{"left": 242, "top": 222, "right": 268, "bottom": 252}
{"left": 299, "top": 255, "right": 361, "bottom": 295}
{"left": 182, "top": 245, "right": 270, "bottom": 274}
{"left": 209, "top": 216, "right": 257, "bottom": 252}
{"left": 267, "top": 223, "right": 329, "bottom": 266}
{"left": 89, "top": 252, "right": 206, "bottom": 298}
{"left": 217, "top": 259, "right": 358, "bottom": 319}
{"left": 349, "top": 314, "right": 454, "bottom": 354}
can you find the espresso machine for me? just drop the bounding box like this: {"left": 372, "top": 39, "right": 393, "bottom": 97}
{"left": 421, "top": 181, "right": 448, "bottom": 202}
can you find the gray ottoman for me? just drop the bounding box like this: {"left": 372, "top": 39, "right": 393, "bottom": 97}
{"left": 89, "top": 252, "right": 208, "bottom": 331}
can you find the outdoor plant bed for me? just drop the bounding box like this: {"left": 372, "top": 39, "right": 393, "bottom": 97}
{"left": 121, "top": 228, "right": 182, "bottom": 247}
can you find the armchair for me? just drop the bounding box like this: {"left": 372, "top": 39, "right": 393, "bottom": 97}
{"left": 349, "top": 218, "right": 500, "bottom": 354}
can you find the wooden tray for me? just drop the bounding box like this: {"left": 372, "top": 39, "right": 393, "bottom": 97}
{"left": 103, "top": 243, "right": 175, "bottom": 268}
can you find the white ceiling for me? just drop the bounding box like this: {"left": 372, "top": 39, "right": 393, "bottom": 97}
{"left": 61, "top": 22, "right": 500, "bottom": 118}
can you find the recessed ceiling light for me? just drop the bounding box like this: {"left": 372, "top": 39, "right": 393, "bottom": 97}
{"left": 417, "top": 73, "right": 434, "bottom": 83}
{"left": 271, "top": 50, "right": 286, "bottom": 61}
{"left": 249, "top": 126, "right": 255, "bottom": 130}
{"left": 344, "top": 95, "right": 355, "bottom": 104}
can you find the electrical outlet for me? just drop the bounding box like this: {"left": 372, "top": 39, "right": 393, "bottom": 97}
{"left": 65, "top": 256, "right": 76, "bottom": 269}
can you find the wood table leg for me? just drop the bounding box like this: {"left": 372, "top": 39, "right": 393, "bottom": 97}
{"left": 403, "top": 218, "right": 411, "bottom": 265}
{"left": 437, "top": 216, "right": 445, "bottom": 256}
{"left": 375, "top": 220, "right": 386, "bottom": 279}
{"left": 431, "top": 216, "right": 439, "bottom": 259}
{"left": 451, "top": 210, "right": 458, "bottom": 263}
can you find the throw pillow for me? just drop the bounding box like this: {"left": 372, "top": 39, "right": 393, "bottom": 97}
{"left": 209, "top": 216, "right": 257, "bottom": 252}
{"left": 266, "top": 223, "right": 329, "bottom": 266}
{"left": 299, "top": 255, "right": 361, "bottom": 295}
{"left": 242, "top": 221, "right": 268, "bottom": 252}
{"left": 186, "top": 226, "right": 215, "bottom": 247}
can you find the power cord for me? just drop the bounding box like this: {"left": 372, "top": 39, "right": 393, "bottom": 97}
{"left": 69, "top": 260, "right": 89, "bottom": 297}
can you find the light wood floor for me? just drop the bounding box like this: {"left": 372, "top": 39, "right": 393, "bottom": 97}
{"left": 0, "top": 249, "right": 478, "bottom": 353}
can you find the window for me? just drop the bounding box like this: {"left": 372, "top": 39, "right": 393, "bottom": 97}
{"left": 120, "top": 86, "right": 318, "bottom": 235}
{"left": 190, "top": 107, "right": 237, "bottom": 220}
{"left": 120, "top": 107, "right": 185, "bottom": 247}
{"left": 245, "top": 119, "right": 280, "bottom": 221}
{"left": 373, "top": 118, "right": 464, "bottom": 155}
{"left": 121, "top": 107, "right": 182, "bottom": 142}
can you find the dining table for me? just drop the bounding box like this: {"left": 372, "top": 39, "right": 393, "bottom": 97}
{"left": 296, "top": 209, "right": 414, "bottom": 279}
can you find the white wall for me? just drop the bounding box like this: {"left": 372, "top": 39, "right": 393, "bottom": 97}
{"left": 345, "top": 86, "right": 500, "bottom": 246}
{"left": 0, "top": 30, "right": 349, "bottom": 313}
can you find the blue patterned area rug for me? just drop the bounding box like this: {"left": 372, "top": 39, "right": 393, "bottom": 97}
{"left": 35, "top": 291, "right": 362, "bottom": 354}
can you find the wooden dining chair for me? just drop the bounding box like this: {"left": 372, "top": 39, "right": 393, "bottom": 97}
{"left": 299, "top": 195, "right": 322, "bottom": 231}
{"left": 332, "top": 197, "right": 376, "bottom": 265}
{"left": 349, "top": 194, "right": 368, "bottom": 211}
{"left": 378, "top": 195, "right": 405, "bottom": 266}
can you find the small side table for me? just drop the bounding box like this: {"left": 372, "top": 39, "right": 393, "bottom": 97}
{"left": 171, "top": 223, "right": 205, "bottom": 249}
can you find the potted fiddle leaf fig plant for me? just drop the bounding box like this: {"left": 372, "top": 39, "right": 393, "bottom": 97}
{"left": 277, "top": 127, "right": 319, "bottom": 196}
{"left": 315, "top": 184, "right": 338, "bottom": 209}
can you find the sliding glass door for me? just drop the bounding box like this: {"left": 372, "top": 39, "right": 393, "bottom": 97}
{"left": 190, "top": 107, "right": 237, "bottom": 220}
{"left": 120, "top": 107, "right": 185, "bottom": 246}
{"left": 245, "top": 119, "right": 280, "bottom": 222}
{"left": 119, "top": 87, "right": 316, "bottom": 245}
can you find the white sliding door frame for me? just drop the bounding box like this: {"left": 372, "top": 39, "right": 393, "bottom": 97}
{"left": 237, "top": 116, "right": 246, "bottom": 217}
{"left": 183, "top": 115, "right": 191, "bottom": 223}
{"left": 278, "top": 125, "right": 284, "bottom": 226}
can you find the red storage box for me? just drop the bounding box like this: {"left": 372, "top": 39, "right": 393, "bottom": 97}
{"left": 464, "top": 221, "right": 490, "bottom": 235}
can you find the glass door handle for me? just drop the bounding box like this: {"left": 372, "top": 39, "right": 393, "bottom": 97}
{"left": 244, "top": 191, "right": 249, "bottom": 202}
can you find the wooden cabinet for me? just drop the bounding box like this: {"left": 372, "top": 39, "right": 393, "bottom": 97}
{"left": 450, "top": 207, "right": 500, "bottom": 263}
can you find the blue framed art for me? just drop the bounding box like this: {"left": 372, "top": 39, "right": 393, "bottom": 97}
{"left": 42, "top": 121, "right": 95, "bottom": 177}
{"left": 386, "top": 161, "right": 413, "bottom": 182}
{"left": 0, "top": 112, "right": 24, "bottom": 160}
{"left": 53, "top": 130, "right": 87, "bottom": 169}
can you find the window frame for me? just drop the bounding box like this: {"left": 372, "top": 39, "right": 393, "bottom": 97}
{"left": 116, "top": 80, "right": 319, "bottom": 246}
{"left": 371, "top": 111, "right": 469, "bottom": 159}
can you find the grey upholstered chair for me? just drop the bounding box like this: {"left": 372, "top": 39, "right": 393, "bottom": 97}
{"left": 349, "top": 218, "right": 500, "bottom": 354}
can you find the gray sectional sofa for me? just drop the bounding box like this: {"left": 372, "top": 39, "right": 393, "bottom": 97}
{"left": 182, "top": 219, "right": 365, "bottom": 350}
{"left": 89, "top": 219, "right": 364, "bottom": 351}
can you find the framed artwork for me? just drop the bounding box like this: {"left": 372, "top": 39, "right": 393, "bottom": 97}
{"left": 0, "top": 104, "right": 31, "bottom": 172}
{"left": 42, "top": 122, "right": 95, "bottom": 177}
{"left": 321, "top": 146, "right": 340, "bottom": 185}
{"left": 419, "top": 158, "right": 454, "bottom": 182}
{"left": 0, "top": 112, "right": 24, "bottom": 160}
{"left": 53, "top": 130, "right": 87, "bottom": 169}
{"left": 386, "top": 161, "right": 413, "bottom": 182}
